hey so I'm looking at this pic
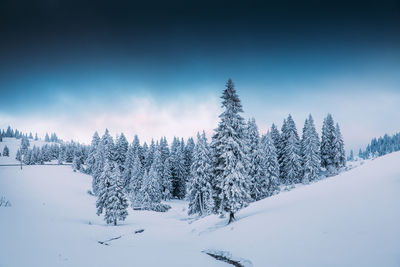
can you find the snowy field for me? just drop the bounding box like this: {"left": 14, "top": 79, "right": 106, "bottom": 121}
{"left": 1, "top": 139, "right": 400, "bottom": 266}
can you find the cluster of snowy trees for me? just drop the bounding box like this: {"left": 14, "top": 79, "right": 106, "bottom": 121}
{"left": 0, "top": 126, "right": 61, "bottom": 143}
{"left": 85, "top": 129, "right": 196, "bottom": 224}
{"left": 84, "top": 79, "right": 346, "bottom": 225}
{"left": 358, "top": 132, "right": 400, "bottom": 159}
{"left": 44, "top": 132, "right": 61, "bottom": 143}
{"left": 15, "top": 137, "right": 89, "bottom": 166}
{"left": 0, "top": 126, "right": 38, "bottom": 141}
{"left": 187, "top": 79, "right": 345, "bottom": 222}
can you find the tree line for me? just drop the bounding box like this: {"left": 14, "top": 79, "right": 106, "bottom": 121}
{"left": 358, "top": 132, "right": 400, "bottom": 160}
{"left": 83, "top": 79, "right": 346, "bottom": 225}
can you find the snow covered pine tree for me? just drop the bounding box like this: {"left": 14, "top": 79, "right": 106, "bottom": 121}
{"left": 96, "top": 160, "right": 128, "bottom": 225}
{"left": 211, "top": 79, "right": 251, "bottom": 224}
{"left": 301, "top": 114, "right": 321, "bottom": 183}
{"left": 188, "top": 132, "right": 214, "bottom": 216}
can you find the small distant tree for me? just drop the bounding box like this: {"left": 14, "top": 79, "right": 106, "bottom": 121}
{"left": 16, "top": 149, "right": 22, "bottom": 161}
{"left": 72, "top": 156, "right": 81, "bottom": 172}
{"left": 348, "top": 150, "right": 354, "bottom": 161}
{"left": 2, "top": 145, "right": 9, "bottom": 157}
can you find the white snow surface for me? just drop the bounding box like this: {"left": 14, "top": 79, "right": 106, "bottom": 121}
{"left": 1, "top": 138, "right": 400, "bottom": 266}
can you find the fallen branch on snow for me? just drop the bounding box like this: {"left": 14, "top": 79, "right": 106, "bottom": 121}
{"left": 202, "top": 250, "right": 253, "bottom": 267}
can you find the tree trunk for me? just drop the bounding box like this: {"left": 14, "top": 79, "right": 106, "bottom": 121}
{"left": 228, "top": 211, "right": 235, "bottom": 224}
{"left": 114, "top": 219, "right": 117, "bottom": 226}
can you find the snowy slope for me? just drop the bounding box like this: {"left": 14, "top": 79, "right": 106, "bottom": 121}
{"left": 1, "top": 136, "right": 399, "bottom": 266}
{"left": 192, "top": 152, "right": 400, "bottom": 266}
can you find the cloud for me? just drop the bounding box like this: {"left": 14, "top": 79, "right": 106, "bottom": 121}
{"left": 0, "top": 93, "right": 221, "bottom": 144}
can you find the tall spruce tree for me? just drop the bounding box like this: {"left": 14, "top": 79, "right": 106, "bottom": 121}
{"left": 170, "top": 137, "right": 186, "bottom": 199}
{"left": 140, "top": 164, "right": 163, "bottom": 211}
{"left": 301, "top": 115, "right": 321, "bottom": 183}
{"left": 270, "top": 123, "right": 281, "bottom": 150}
{"left": 92, "top": 129, "right": 114, "bottom": 195}
{"left": 211, "top": 79, "right": 251, "bottom": 223}
{"left": 261, "top": 132, "right": 280, "bottom": 195}
{"left": 184, "top": 137, "right": 195, "bottom": 185}
{"left": 321, "top": 114, "right": 337, "bottom": 174}
{"left": 335, "top": 123, "right": 346, "bottom": 168}
{"left": 96, "top": 160, "right": 128, "bottom": 225}
{"left": 85, "top": 132, "right": 100, "bottom": 175}
{"left": 188, "top": 132, "right": 214, "bottom": 216}
{"left": 128, "top": 153, "right": 143, "bottom": 207}
{"left": 144, "top": 139, "right": 156, "bottom": 172}
{"left": 115, "top": 133, "right": 129, "bottom": 173}
{"left": 162, "top": 156, "right": 173, "bottom": 200}
{"left": 280, "top": 115, "right": 302, "bottom": 185}
{"left": 246, "top": 118, "right": 266, "bottom": 201}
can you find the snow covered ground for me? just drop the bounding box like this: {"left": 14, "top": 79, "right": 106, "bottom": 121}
{"left": 1, "top": 137, "right": 399, "bottom": 266}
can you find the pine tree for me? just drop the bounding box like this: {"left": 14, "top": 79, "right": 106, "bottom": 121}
{"left": 184, "top": 137, "right": 195, "bottom": 183}
{"left": 321, "top": 114, "right": 337, "bottom": 174}
{"left": 144, "top": 139, "right": 156, "bottom": 172}
{"left": 211, "top": 79, "right": 251, "bottom": 223}
{"left": 301, "top": 115, "right": 320, "bottom": 183}
{"left": 246, "top": 118, "right": 265, "bottom": 201}
{"left": 153, "top": 145, "right": 172, "bottom": 200}
{"left": 170, "top": 137, "right": 186, "bottom": 199}
{"left": 161, "top": 156, "right": 173, "bottom": 200}
{"left": 159, "top": 137, "right": 170, "bottom": 163}
{"left": 261, "top": 132, "right": 280, "bottom": 195}
{"left": 16, "top": 149, "right": 21, "bottom": 161}
{"left": 128, "top": 153, "right": 144, "bottom": 207}
{"left": 122, "top": 135, "right": 142, "bottom": 190}
{"left": 20, "top": 136, "right": 30, "bottom": 154}
{"left": 270, "top": 123, "right": 281, "bottom": 150}
{"left": 348, "top": 150, "right": 354, "bottom": 161}
{"left": 45, "top": 133, "right": 50, "bottom": 142}
{"left": 280, "top": 115, "right": 302, "bottom": 185}
{"left": 96, "top": 160, "right": 128, "bottom": 226}
{"left": 92, "top": 129, "right": 114, "bottom": 195}
{"left": 335, "top": 123, "right": 346, "bottom": 168}
{"left": 115, "top": 133, "right": 129, "bottom": 173}
{"left": 140, "top": 165, "right": 163, "bottom": 211}
{"left": 188, "top": 132, "right": 214, "bottom": 216}
{"left": 72, "top": 156, "right": 81, "bottom": 171}
{"left": 85, "top": 132, "right": 100, "bottom": 175}
{"left": 2, "top": 145, "right": 9, "bottom": 157}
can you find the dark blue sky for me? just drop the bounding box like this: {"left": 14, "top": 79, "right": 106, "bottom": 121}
{"left": 1, "top": 0, "right": 400, "bottom": 149}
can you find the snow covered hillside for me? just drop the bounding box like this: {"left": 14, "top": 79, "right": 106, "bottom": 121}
{"left": 1, "top": 145, "right": 399, "bottom": 266}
